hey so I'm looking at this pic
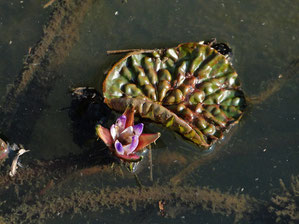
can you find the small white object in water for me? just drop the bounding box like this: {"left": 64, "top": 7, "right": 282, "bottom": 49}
{"left": 9, "top": 148, "right": 30, "bottom": 177}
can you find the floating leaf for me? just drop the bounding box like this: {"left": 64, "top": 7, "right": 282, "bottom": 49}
{"left": 103, "top": 42, "right": 246, "bottom": 148}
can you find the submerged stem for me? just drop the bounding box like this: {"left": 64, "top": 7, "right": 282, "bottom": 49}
{"left": 149, "top": 144, "right": 153, "bottom": 182}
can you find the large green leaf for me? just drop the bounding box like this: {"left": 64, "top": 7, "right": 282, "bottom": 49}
{"left": 103, "top": 42, "right": 246, "bottom": 148}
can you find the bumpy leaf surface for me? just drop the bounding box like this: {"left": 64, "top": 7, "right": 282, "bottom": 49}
{"left": 103, "top": 42, "right": 246, "bottom": 148}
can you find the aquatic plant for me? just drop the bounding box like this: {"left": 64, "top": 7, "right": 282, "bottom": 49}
{"left": 96, "top": 107, "right": 160, "bottom": 162}
{"left": 103, "top": 42, "right": 246, "bottom": 148}
{"left": 0, "top": 1, "right": 298, "bottom": 223}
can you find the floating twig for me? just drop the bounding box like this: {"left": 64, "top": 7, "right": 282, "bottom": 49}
{"left": 107, "top": 49, "right": 158, "bottom": 55}
{"left": 43, "top": 0, "right": 56, "bottom": 9}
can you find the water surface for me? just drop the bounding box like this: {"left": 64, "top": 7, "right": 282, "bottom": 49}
{"left": 0, "top": 0, "right": 298, "bottom": 223}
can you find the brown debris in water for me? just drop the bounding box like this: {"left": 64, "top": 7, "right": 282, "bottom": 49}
{"left": 1, "top": 152, "right": 299, "bottom": 224}
{"left": 0, "top": 0, "right": 66, "bottom": 117}
{"left": 0, "top": 158, "right": 119, "bottom": 194}
{"left": 3, "top": 185, "right": 261, "bottom": 223}
{"left": 0, "top": 0, "right": 94, "bottom": 141}
{"left": 268, "top": 175, "right": 299, "bottom": 223}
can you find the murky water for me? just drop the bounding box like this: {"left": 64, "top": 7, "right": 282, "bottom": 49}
{"left": 0, "top": 0, "right": 298, "bottom": 223}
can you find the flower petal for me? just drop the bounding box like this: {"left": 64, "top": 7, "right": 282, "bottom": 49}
{"left": 110, "top": 124, "right": 117, "bottom": 141}
{"left": 96, "top": 125, "right": 113, "bottom": 147}
{"left": 119, "top": 126, "right": 134, "bottom": 141}
{"left": 114, "top": 140, "right": 124, "bottom": 155}
{"left": 133, "top": 123, "right": 144, "bottom": 136}
{"left": 122, "top": 107, "right": 135, "bottom": 128}
{"left": 134, "top": 132, "right": 161, "bottom": 152}
{"left": 116, "top": 153, "right": 142, "bottom": 162}
{"left": 123, "top": 135, "right": 139, "bottom": 155}
{"left": 115, "top": 115, "right": 126, "bottom": 132}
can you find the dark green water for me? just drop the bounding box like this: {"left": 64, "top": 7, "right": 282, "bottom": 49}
{"left": 0, "top": 0, "right": 298, "bottom": 223}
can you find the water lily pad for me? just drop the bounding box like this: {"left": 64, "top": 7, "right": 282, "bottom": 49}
{"left": 103, "top": 42, "right": 246, "bottom": 148}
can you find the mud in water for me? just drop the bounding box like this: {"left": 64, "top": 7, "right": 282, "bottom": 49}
{"left": 0, "top": 0, "right": 94, "bottom": 144}
{"left": 2, "top": 174, "right": 298, "bottom": 223}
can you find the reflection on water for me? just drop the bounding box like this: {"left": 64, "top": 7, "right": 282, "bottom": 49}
{"left": 0, "top": 0, "right": 298, "bottom": 223}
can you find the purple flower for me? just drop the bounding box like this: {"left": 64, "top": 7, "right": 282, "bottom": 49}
{"left": 96, "top": 107, "right": 160, "bottom": 162}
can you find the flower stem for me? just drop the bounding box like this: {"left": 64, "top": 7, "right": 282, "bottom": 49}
{"left": 149, "top": 144, "right": 153, "bottom": 182}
